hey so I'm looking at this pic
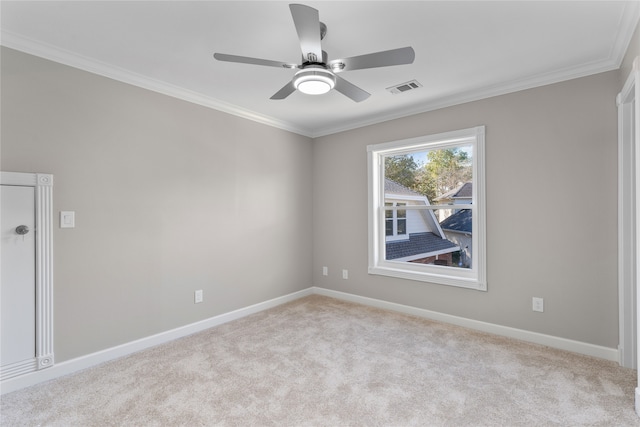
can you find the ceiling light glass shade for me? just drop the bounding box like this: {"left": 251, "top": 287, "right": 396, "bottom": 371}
{"left": 293, "top": 68, "right": 336, "bottom": 95}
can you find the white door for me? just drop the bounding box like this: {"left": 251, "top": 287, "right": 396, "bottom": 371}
{"left": 1, "top": 185, "right": 36, "bottom": 368}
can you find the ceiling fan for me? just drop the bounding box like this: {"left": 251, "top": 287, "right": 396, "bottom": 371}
{"left": 213, "top": 3, "right": 415, "bottom": 102}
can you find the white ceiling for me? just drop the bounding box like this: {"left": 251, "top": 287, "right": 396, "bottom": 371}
{"left": 2, "top": 1, "right": 639, "bottom": 137}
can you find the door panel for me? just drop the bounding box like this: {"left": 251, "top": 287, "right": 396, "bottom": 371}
{"left": 1, "top": 185, "right": 36, "bottom": 367}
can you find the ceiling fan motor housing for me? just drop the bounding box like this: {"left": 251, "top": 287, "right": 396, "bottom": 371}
{"left": 303, "top": 50, "right": 328, "bottom": 66}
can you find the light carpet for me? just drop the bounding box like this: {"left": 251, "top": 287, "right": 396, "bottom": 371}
{"left": 1, "top": 295, "right": 638, "bottom": 426}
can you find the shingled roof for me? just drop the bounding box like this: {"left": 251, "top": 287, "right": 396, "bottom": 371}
{"left": 385, "top": 178, "right": 423, "bottom": 197}
{"left": 440, "top": 209, "right": 472, "bottom": 234}
{"left": 434, "top": 182, "right": 472, "bottom": 201}
{"left": 386, "top": 232, "right": 459, "bottom": 260}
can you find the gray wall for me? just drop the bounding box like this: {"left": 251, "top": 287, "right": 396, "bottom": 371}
{"left": 313, "top": 71, "right": 620, "bottom": 348}
{"left": 1, "top": 47, "right": 313, "bottom": 362}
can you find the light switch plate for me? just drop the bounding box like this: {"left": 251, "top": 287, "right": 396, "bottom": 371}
{"left": 60, "top": 211, "right": 75, "bottom": 228}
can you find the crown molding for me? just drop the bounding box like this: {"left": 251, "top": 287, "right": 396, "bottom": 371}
{"left": 311, "top": 56, "right": 622, "bottom": 138}
{"left": 612, "top": 1, "right": 640, "bottom": 67}
{"left": 0, "top": 30, "right": 315, "bottom": 138}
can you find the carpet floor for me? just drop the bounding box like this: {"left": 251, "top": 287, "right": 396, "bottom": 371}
{"left": 1, "top": 295, "right": 639, "bottom": 426}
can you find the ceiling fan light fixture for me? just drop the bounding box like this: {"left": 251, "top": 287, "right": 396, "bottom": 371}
{"left": 293, "top": 68, "right": 336, "bottom": 95}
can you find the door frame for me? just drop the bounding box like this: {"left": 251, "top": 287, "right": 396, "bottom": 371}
{"left": 618, "top": 58, "right": 638, "bottom": 370}
{"left": 0, "top": 171, "right": 54, "bottom": 380}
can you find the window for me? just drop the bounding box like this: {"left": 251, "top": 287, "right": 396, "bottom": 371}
{"left": 385, "top": 202, "right": 407, "bottom": 238}
{"left": 367, "top": 126, "right": 486, "bottom": 290}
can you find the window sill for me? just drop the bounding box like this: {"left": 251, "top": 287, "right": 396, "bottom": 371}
{"left": 368, "top": 265, "right": 486, "bottom": 291}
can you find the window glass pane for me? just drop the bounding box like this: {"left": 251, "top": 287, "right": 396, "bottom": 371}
{"left": 385, "top": 203, "right": 393, "bottom": 220}
{"left": 382, "top": 145, "right": 473, "bottom": 269}
{"left": 397, "top": 203, "right": 406, "bottom": 219}
{"left": 397, "top": 219, "right": 406, "bottom": 235}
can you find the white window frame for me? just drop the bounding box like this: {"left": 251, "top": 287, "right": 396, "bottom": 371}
{"left": 367, "top": 126, "right": 486, "bottom": 291}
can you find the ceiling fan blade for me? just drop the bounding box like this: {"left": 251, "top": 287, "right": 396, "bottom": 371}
{"left": 214, "top": 53, "right": 298, "bottom": 69}
{"left": 270, "top": 81, "right": 297, "bottom": 100}
{"left": 328, "top": 47, "right": 415, "bottom": 73}
{"left": 289, "top": 4, "right": 323, "bottom": 62}
{"left": 334, "top": 75, "right": 371, "bottom": 103}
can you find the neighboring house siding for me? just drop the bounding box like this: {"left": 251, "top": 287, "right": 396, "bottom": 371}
{"left": 406, "top": 207, "right": 430, "bottom": 235}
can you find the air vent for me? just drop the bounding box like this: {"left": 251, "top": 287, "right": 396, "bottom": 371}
{"left": 386, "top": 80, "right": 422, "bottom": 94}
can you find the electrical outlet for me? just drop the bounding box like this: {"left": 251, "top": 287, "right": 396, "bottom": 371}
{"left": 532, "top": 297, "right": 544, "bottom": 312}
{"left": 322, "top": 266, "right": 328, "bottom": 276}
{"left": 342, "top": 269, "right": 348, "bottom": 279}
{"left": 195, "top": 290, "right": 203, "bottom": 304}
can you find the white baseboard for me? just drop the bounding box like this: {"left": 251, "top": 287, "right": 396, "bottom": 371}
{"left": 0, "top": 287, "right": 313, "bottom": 395}
{"left": 1, "top": 285, "right": 620, "bottom": 395}
{"left": 312, "top": 287, "right": 620, "bottom": 362}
